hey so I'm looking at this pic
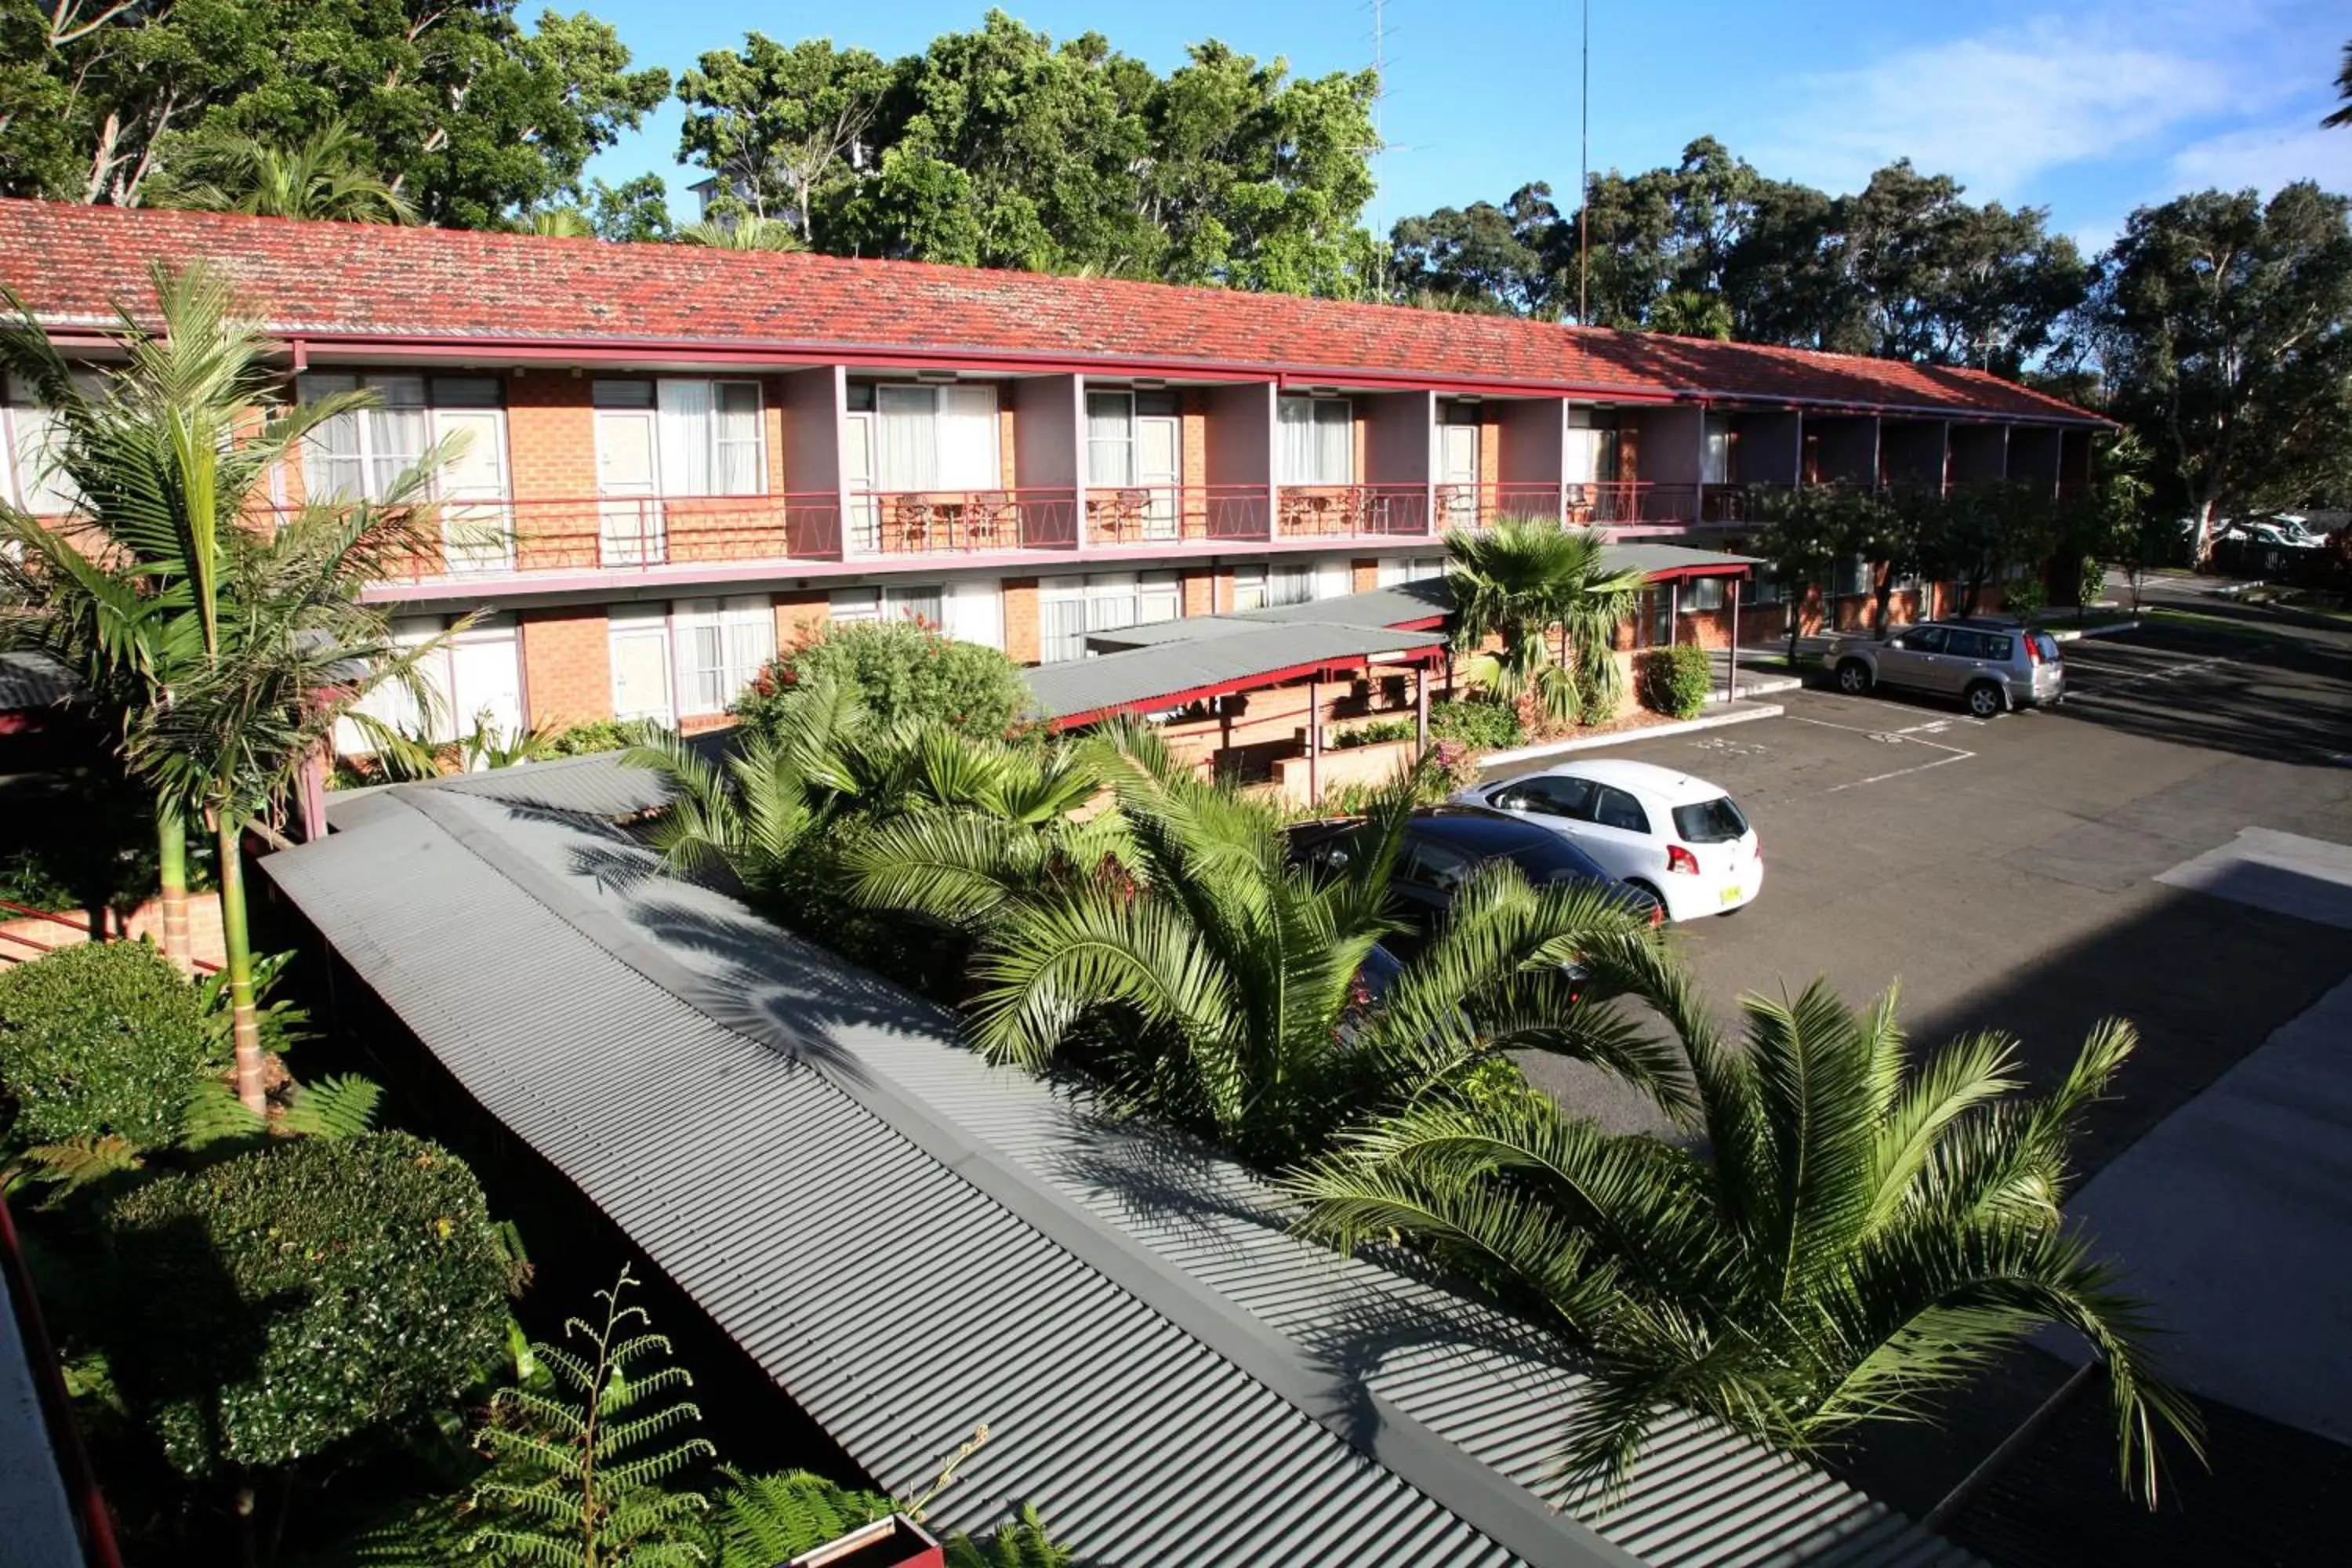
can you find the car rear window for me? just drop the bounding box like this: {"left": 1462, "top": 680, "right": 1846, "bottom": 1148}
{"left": 2031, "top": 632, "right": 2062, "bottom": 663}
{"left": 1671, "top": 796, "right": 1750, "bottom": 844}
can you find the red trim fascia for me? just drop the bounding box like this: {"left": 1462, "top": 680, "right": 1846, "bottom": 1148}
{"left": 1047, "top": 647, "right": 1444, "bottom": 731}
{"left": 0, "top": 1197, "right": 125, "bottom": 1568}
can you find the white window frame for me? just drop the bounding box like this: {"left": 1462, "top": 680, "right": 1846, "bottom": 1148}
{"left": 829, "top": 583, "right": 946, "bottom": 626}
{"left": 299, "top": 372, "right": 510, "bottom": 505}
{"left": 1232, "top": 561, "right": 1315, "bottom": 613}
{"left": 4, "top": 371, "right": 100, "bottom": 514}
{"left": 608, "top": 604, "right": 676, "bottom": 727}
{"left": 335, "top": 613, "right": 522, "bottom": 750}
{"left": 1086, "top": 389, "right": 1135, "bottom": 488}
{"left": 1277, "top": 396, "right": 1353, "bottom": 485}
{"left": 1679, "top": 575, "right": 1728, "bottom": 613}
{"left": 869, "top": 382, "right": 1002, "bottom": 492}
{"left": 592, "top": 377, "right": 767, "bottom": 499}
{"left": 672, "top": 595, "right": 777, "bottom": 717}
{"left": 1377, "top": 556, "right": 1447, "bottom": 588}
{"left": 1038, "top": 571, "right": 1183, "bottom": 663}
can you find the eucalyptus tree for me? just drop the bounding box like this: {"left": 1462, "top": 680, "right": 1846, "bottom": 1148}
{"left": 1290, "top": 982, "right": 2205, "bottom": 1504}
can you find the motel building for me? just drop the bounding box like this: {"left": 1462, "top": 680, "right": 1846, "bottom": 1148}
{"left": 0, "top": 201, "right": 2099, "bottom": 767}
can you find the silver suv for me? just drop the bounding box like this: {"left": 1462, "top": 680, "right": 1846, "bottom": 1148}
{"left": 1832, "top": 619, "right": 2064, "bottom": 717}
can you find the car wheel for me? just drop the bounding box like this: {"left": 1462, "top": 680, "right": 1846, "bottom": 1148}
{"left": 1626, "top": 880, "right": 1668, "bottom": 927}
{"left": 1965, "top": 681, "right": 2007, "bottom": 719}
{"left": 1836, "top": 659, "right": 1874, "bottom": 695}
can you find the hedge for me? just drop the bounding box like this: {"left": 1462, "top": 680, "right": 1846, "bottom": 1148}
{"left": 0, "top": 940, "right": 213, "bottom": 1151}
{"left": 1635, "top": 644, "right": 1713, "bottom": 720}
{"left": 101, "top": 1131, "right": 512, "bottom": 1475}
{"left": 1426, "top": 698, "right": 1524, "bottom": 752}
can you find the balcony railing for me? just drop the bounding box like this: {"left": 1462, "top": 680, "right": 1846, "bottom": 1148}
{"left": 848, "top": 488, "right": 1080, "bottom": 556}
{"left": 1084, "top": 483, "right": 1271, "bottom": 545}
{"left": 1275, "top": 484, "right": 1431, "bottom": 539}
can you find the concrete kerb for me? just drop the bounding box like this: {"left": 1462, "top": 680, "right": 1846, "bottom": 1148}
{"left": 1479, "top": 701, "right": 1784, "bottom": 768}
{"left": 2049, "top": 619, "right": 2143, "bottom": 642}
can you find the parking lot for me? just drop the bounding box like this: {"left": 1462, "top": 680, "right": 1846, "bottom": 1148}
{"left": 1497, "top": 610, "right": 2352, "bottom": 1563}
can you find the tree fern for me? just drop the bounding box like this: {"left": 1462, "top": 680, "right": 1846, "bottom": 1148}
{"left": 465, "top": 1264, "right": 716, "bottom": 1566}
{"left": 278, "top": 1072, "right": 384, "bottom": 1139}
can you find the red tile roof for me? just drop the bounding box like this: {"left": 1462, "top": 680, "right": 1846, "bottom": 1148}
{"left": 0, "top": 199, "right": 2098, "bottom": 423}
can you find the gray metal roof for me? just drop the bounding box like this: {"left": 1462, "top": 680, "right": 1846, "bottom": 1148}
{"left": 261, "top": 759, "right": 1969, "bottom": 1568}
{"left": 1026, "top": 622, "right": 1447, "bottom": 721}
{"left": 0, "top": 652, "right": 78, "bottom": 713}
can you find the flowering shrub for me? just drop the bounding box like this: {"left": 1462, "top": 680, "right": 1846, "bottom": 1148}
{"left": 732, "top": 616, "right": 1033, "bottom": 739}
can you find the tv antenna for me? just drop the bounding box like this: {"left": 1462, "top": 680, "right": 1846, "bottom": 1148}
{"left": 1579, "top": 0, "right": 1591, "bottom": 325}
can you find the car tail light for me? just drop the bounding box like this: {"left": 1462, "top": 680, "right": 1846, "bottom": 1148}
{"left": 1667, "top": 844, "right": 1700, "bottom": 876}
{"left": 2024, "top": 637, "right": 2042, "bottom": 664}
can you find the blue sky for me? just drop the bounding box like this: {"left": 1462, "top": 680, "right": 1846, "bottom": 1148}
{"left": 580, "top": 0, "right": 2352, "bottom": 253}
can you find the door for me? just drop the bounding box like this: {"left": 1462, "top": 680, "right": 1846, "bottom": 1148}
{"left": 448, "top": 634, "right": 523, "bottom": 746}
{"left": 595, "top": 408, "right": 665, "bottom": 566}
{"left": 842, "top": 410, "right": 879, "bottom": 553}
{"left": 1137, "top": 413, "right": 1181, "bottom": 539}
{"left": 1389, "top": 835, "right": 1472, "bottom": 953}
{"left": 1439, "top": 423, "right": 1479, "bottom": 529}
{"left": 434, "top": 408, "right": 514, "bottom": 573}
{"left": 1580, "top": 782, "right": 1658, "bottom": 877}
{"left": 608, "top": 622, "right": 674, "bottom": 726}
{"left": 1876, "top": 624, "right": 1947, "bottom": 691}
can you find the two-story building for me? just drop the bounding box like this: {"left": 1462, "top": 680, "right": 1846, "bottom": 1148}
{"left": 0, "top": 200, "right": 2101, "bottom": 739}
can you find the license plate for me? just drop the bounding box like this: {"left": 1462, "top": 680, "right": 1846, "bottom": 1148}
{"left": 1719, "top": 886, "right": 1743, "bottom": 906}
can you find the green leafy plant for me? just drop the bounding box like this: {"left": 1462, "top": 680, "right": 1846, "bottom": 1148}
{"left": 734, "top": 618, "right": 1033, "bottom": 739}
{"left": 0, "top": 939, "right": 212, "bottom": 1153}
{"left": 550, "top": 717, "right": 669, "bottom": 757}
{"left": 1634, "top": 644, "right": 1712, "bottom": 720}
{"left": 100, "top": 1131, "right": 513, "bottom": 1478}
{"left": 1444, "top": 519, "right": 1645, "bottom": 728}
{"left": 1290, "top": 981, "right": 2205, "bottom": 1505}
{"left": 1332, "top": 717, "right": 1417, "bottom": 750}
{"left": 2004, "top": 576, "right": 2049, "bottom": 620}
{"left": 465, "top": 1263, "right": 716, "bottom": 1566}
{"left": 1425, "top": 697, "right": 1524, "bottom": 752}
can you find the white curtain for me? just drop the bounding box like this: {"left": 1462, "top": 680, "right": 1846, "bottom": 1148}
{"left": 1086, "top": 391, "right": 1133, "bottom": 485}
{"left": 1565, "top": 427, "right": 1605, "bottom": 485}
{"left": 658, "top": 379, "right": 713, "bottom": 495}
{"left": 368, "top": 376, "right": 429, "bottom": 500}
{"left": 1278, "top": 397, "right": 1316, "bottom": 484}
{"left": 1039, "top": 587, "right": 1087, "bottom": 663}
{"left": 1702, "top": 417, "right": 1733, "bottom": 485}
{"left": 938, "top": 385, "right": 999, "bottom": 488}
{"left": 877, "top": 386, "right": 935, "bottom": 491}
{"left": 1314, "top": 401, "right": 1351, "bottom": 483}
{"left": 1138, "top": 571, "right": 1181, "bottom": 624}
{"left": 715, "top": 382, "right": 762, "bottom": 495}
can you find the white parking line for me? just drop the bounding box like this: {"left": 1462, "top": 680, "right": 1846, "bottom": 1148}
{"left": 1790, "top": 714, "right": 1976, "bottom": 793}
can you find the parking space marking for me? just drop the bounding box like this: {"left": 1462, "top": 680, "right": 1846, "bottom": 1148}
{"left": 2065, "top": 652, "right": 2242, "bottom": 702}
{"left": 1789, "top": 713, "right": 1977, "bottom": 793}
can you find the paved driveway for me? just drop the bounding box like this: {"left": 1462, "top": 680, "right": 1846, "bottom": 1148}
{"left": 1489, "top": 617, "right": 2352, "bottom": 1563}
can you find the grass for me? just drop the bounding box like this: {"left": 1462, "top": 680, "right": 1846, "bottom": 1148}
{"left": 2141, "top": 606, "right": 2288, "bottom": 641}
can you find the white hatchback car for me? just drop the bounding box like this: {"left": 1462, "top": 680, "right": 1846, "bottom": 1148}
{"left": 1452, "top": 759, "right": 1762, "bottom": 922}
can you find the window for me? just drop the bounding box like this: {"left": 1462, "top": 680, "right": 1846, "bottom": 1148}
{"left": 1701, "top": 416, "right": 1736, "bottom": 486}
{"left": 3, "top": 372, "right": 96, "bottom": 514}
{"left": 1893, "top": 626, "right": 1947, "bottom": 654}
{"left": 1680, "top": 576, "right": 1727, "bottom": 613}
{"left": 1948, "top": 629, "right": 2013, "bottom": 661}
{"left": 1377, "top": 557, "right": 1448, "bottom": 587}
{"left": 336, "top": 614, "right": 521, "bottom": 750}
{"left": 1039, "top": 572, "right": 1181, "bottom": 662}
{"left": 1593, "top": 785, "right": 1650, "bottom": 834}
{"left": 590, "top": 378, "right": 764, "bottom": 498}
{"left": 830, "top": 583, "right": 944, "bottom": 626}
{"left": 1232, "top": 562, "right": 1314, "bottom": 612}
{"left": 1509, "top": 775, "right": 1597, "bottom": 820}
{"left": 1086, "top": 390, "right": 1135, "bottom": 487}
{"left": 299, "top": 374, "right": 506, "bottom": 503}
{"left": 1671, "top": 797, "right": 1750, "bottom": 844}
{"left": 1835, "top": 555, "right": 1872, "bottom": 597}
{"left": 673, "top": 596, "right": 775, "bottom": 716}
{"left": 873, "top": 383, "right": 1000, "bottom": 491}
{"left": 1277, "top": 396, "right": 1352, "bottom": 485}
{"left": 1742, "top": 572, "right": 1785, "bottom": 607}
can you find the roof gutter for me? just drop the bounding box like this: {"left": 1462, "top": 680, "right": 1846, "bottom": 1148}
{"left": 1042, "top": 646, "right": 1446, "bottom": 731}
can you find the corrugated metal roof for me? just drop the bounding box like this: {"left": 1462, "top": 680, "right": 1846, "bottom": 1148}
{"left": 260, "top": 761, "right": 1972, "bottom": 1568}
{"left": 0, "top": 652, "right": 78, "bottom": 713}
{"left": 1025, "top": 622, "right": 1446, "bottom": 721}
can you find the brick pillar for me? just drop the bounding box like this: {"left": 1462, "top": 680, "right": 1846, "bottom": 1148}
{"left": 1181, "top": 570, "right": 1217, "bottom": 617}
{"left": 521, "top": 608, "right": 612, "bottom": 729}
{"left": 775, "top": 590, "right": 829, "bottom": 647}
{"left": 1352, "top": 559, "right": 1380, "bottom": 593}
{"left": 506, "top": 372, "right": 599, "bottom": 572}
{"left": 1003, "top": 577, "right": 1041, "bottom": 664}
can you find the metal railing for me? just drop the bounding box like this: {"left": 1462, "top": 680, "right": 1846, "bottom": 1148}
{"left": 849, "top": 487, "right": 1080, "bottom": 556}
{"left": 1083, "top": 483, "right": 1272, "bottom": 545}
{"left": 1274, "top": 483, "right": 1432, "bottom": 539}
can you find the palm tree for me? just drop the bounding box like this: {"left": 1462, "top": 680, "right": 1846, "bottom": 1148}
{"left": 1650, "top": 290, "right": 1734, "bottom": 340}
{"left": 147, "top": 119, "right": 417, "bottom": 224}
{"left": 1444, "top": 519, "right": 1645, "bottom": 728}
{"left": 2, "top": 263, "right": 449, "bottom": 1109}
{"left": 2324, "top": 42, "right": 2351, "bottom": 128}
{"left": 676, "top": 216, "right": 808, "bottom": 252}
{"left": 519, "top": 208, "right": 595, "bottom": 238}
{"left": 851, "top": 724, "right": 1693, "bottom": 1167}
{"left": 1288, "top": 980, "right": 2205, "bottom": 1504}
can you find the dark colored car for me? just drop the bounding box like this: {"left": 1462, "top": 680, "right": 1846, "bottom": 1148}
{"left": 1288, "top": 804, "right": 1659, "bottom": 959}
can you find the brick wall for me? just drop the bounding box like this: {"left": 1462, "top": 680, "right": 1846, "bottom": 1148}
{"left": 1352, "top": 558, "right": 1380, "bottom": 593}
{"left": 1179, "top": 390, "right": 1210, "bottom": 538}
{"left": 997, "top": 394, "right": 1018, "bottom": 486}
{"left": 775, "top": 589, "right": 829, "bottom": 645}
{"left": 1003, "top": 577, "right": 1041, "bottom": 663}
{"left": 506, "top": 372, "right": 598, "bottom": 572}
{"left": 1181, "top": 569, "right": 1217, "bottom": 617}
{"left": 521, "top": 608, "right": 611, "bottom": 728}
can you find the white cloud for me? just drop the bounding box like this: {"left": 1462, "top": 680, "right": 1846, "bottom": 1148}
{"left": 1740, "top": 8, "right": 2261, "bottom": 201}
{"left": 2169, "top": 121, "right": 2352, "bottom": 196}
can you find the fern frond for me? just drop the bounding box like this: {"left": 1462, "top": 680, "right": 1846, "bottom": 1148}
{"left": 278, "top": 1072, "right": 384, "bottom": 1138}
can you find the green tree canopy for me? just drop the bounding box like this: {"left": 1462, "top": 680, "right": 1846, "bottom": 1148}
{"left": 0, "top": 1, "right": 669, "bottom": 228}
{"left": 2086, "top": 181, "right": 2352, "bottom": 561}
{"left": 676, "top": 13, "right": 1380, "bottom": 294}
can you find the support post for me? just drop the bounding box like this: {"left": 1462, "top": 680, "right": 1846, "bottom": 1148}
{"left": 1306, "top": 676, "right": 1323, "bottom": 807}
{"left": 1669, "top": 579, "right": 1680, "bottom": 644}
{"left": 1729, "top": 581, "right": 1740, "bottom": 703}
{"left": 1415, "top": 661, "right": 1429, "bottom": 750}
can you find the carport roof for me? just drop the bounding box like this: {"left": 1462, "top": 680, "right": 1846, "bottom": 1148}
{"left": 1025, "top": 620, "right": 1447, "bottom": 723}
{"left": 263, "top": 755, "right": 1969, "bottom": 1568}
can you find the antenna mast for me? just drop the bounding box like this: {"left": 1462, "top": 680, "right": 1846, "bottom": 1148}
{"left": 1372, "top": 0, "right": 1387, "bottom": 301}
{"left": 1579, "top": 0, "right": 1591, "bottom": 325}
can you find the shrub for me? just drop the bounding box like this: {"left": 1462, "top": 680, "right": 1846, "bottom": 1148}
{"left": 0, "top": 940, "right": 213, "bottom": 1152}
{"left": 2004, "top": 577, "right": 2049, "bottom": 620}
{"left": 1634, "top": 644, "right": 1712, "bottom": 720}
{"left": 100, "top": 1131, "right": 511, "bottom": 1476}
{"left": 1332, "top": 717, "right": 1417, "bottom": 750}
{"left": 734, "top": 619, "right": 1031, "bottom": 739}
{"left": 547, "top": 717, "right": 664, "bottom": 757}
{"left": 1425, "top": 697, "right": 1523, "bottom": 752}
{"left": 2078, "top": 557, "right": 2107, "bottom": 606}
